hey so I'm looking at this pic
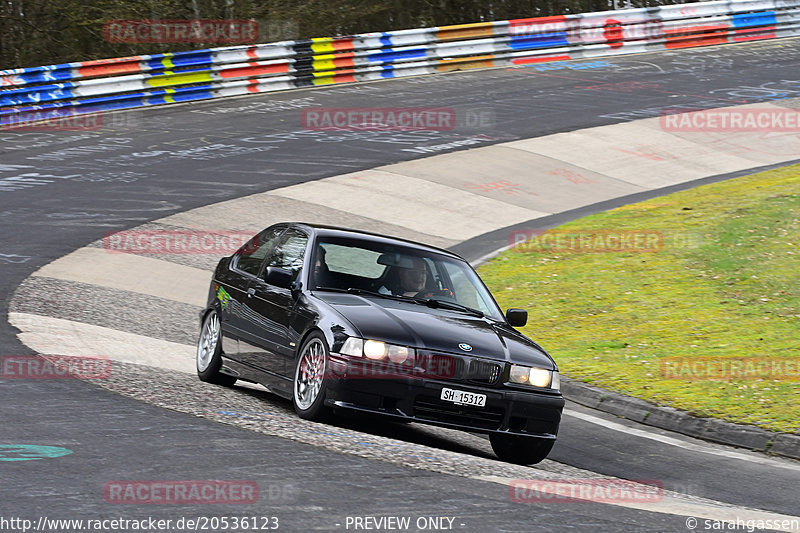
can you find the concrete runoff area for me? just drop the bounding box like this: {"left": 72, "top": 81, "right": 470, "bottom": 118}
{"left": 13, "top": 97, "right": 800, "bottom": 383}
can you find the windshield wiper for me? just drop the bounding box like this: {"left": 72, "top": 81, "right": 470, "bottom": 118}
{"left": 313, "top": 286, "right": 406, "bottom": 301}
{"left": 314, "top": 286, "right": 355, "bottom": 293}
{"left": 314, "top": 287, "right": 487, "bottom": 318}
{"left": 413, "top": 297, "right": 485, "bottom": 318}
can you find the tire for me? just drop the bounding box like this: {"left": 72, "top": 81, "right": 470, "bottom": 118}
{"left": 489, "top": 434, "right": 555, "bottom": 465}
{"left": 196, "top": 310, "right": 237, "bottom": 387}
{"left": 292, "top": 332, "right": 331, "bottom": 421}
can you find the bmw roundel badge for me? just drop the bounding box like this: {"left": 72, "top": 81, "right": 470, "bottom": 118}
{"left": 458, "top": 343, "right": 473, "bottom": 352}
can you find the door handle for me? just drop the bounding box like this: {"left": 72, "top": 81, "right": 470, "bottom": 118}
{"left": 247, "top": 287, "right": 256, "bottom": 298}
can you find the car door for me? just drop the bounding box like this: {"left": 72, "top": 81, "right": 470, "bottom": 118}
{"left": 221, "top": 225, "right": 285, "bottom": 369}
{"left": 241, "top": 227, "right": 309, "bottom": 378}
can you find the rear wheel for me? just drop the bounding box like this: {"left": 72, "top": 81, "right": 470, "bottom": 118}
{"left": 196, "top": 310, "right": 237, "bottom": 387}
{"left": 489, "top": 434, "right": 554, "bottom": 465}
{"left": 292, "top": 333, "right": 331, "bottom": 421}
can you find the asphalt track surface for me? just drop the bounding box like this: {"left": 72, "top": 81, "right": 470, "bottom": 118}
{"left": 2, "top": 39, "right": 800, "bottom": 531}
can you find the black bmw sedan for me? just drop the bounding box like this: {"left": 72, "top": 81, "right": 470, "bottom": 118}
{"left": 197, "top": 222, "right": 564, "bottom": 464}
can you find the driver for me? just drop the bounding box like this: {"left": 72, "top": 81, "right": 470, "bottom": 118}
{"left": 378, "top": 257, "right": 427, "bottom": 297}
{"left": 397, "top": 257, "right": 427, "bottom": 297}
{"left": 380, "top": 257, "right": 453, "bottom": 299}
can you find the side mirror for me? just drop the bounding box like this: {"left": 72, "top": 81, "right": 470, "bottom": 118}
{"left": 506, "top": 308, "right": 527, "bottom": 327}
{"left": 290, "top": 280, "right": 303, "bottom": 297}
{"left": 264, "top": 266, "right": 293, "bottom": 289}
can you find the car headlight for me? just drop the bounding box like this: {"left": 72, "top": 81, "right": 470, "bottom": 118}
{"left": 509, "top": 364, "right": 559, "bottom": 390}
{"left": 364, "top": 340, "right": 387, "bottom": 360}
{"left": 339, "top": 337, "right": 415, "bottom": 364}
{"left": 340, "top": 337, "right": 364, "bottom": 357}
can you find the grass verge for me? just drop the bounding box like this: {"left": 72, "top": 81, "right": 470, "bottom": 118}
{"left": 479, "top": 164, "right": 800, "bottom": 433}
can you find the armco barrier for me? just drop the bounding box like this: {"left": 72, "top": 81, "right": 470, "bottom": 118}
{"left": 2, "top": 0, "right": 800, "bottom": 126}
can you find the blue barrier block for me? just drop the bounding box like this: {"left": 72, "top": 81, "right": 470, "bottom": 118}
{"left": 3, "top": 69, "right": 73, "bottom": 85}
{"left": 368, "top": 48, "right": 428, "bottom": 62}
{"left": 0, "top": 83, "right": 77, "bottom": 106}
{"left": 732, "top": 12, "right": 777, "bottom": 28}
{"left": 509, "top": 34, "right": 569, "bottom": 49}
{"left": 170, "top": 51, "right": 214, "bottom": 67}
{"left": 149, "top": 90, "right": 213, "bottom": 104}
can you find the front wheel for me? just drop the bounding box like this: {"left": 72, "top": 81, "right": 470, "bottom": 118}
{"left": 196, "top": 310, "right": 237, "bottom": 387}
{"left": 292, "top": 333, "right": 331, "bottom": 421}
{"left": 489, "top": 434, "right": 554, "bottom": 465}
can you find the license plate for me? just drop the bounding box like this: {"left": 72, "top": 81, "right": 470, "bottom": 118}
{"left": 440, "top": 387, "right": 486, "bottom": 407}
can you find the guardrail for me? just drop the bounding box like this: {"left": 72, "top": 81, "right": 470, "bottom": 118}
{"left": 2, "top": 0, "right": 799, "bottom": 127}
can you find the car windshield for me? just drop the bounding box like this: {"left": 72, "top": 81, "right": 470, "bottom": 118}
{"left": 311, "top": 236, "right": 505, "bottom": 321}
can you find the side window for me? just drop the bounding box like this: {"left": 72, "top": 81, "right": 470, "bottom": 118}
{"left": 264, "top": 228, "right": 309, "bottom": 281}
{"left": 236, "top": 226, "right": 284, "bottom": 276}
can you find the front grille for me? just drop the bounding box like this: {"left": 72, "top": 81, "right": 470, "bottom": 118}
{"left": 413, "top": 398, "right": 504, "bottom": 430}
{"left": 418, "top": 353, "right": 465, "bottom": 380}
{"left": 466, "top": 359, "right": 502, "bottom": 385}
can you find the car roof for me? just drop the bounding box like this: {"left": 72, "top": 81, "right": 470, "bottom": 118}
{"left": 287, "top": 222, "right": 465, "bottom": 261}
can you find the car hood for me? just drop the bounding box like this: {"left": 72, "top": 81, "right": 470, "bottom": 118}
{"left": 314, "top": 292, "right": 555, "bottom": 369}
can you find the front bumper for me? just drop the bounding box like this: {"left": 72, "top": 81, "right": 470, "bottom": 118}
{"left": 323, "top": 353, "right": 564, "bottom": 438}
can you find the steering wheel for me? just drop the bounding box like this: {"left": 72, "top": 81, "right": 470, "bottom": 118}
{"left": 416, "top": 288, "right": 455, "bottom": 300}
